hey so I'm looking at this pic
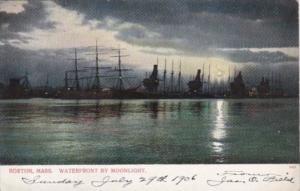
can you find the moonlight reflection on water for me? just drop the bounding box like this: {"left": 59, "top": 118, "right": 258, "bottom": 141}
{"left": 0, "top": 98, "right": 298, "bottom": 164}
{"left": 211, "top": 100, "right": 227, "bottom": 162}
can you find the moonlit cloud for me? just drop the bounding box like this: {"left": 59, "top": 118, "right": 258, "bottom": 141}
{"left": 0, "top": 1, "right": 27, "bottom": 14}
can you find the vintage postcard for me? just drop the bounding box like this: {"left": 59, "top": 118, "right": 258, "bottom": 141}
{"left": 0, "top": 0, "right": 299, "bottom": 190}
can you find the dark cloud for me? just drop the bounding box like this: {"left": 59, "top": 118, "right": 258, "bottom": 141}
{"left": 57, "top": 0, "right": 298, "bottom": 50}
{"left": 0, "top": 0, "right": 56, "bottom": 43}
{"left": 58, "top": 0, "right": 298, "bottom": 24}
{"left": 186, "top": 0, "right": 298, "bottom": 22}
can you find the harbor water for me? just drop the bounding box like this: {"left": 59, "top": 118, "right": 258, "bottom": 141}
{"left": 0, "top": 98, "right": 298, "bottom": 164}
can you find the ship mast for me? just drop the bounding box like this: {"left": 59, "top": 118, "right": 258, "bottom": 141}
{"left": 202, "top": 63, "right": 205, "bottom": 93}
{"left": 234, "top": 66, "right": 237, "bottom": 77}
{"left": 110, "top": 48, "right": 129, "bottom": 91}
{"left": 117, "top": 49, "right": 123, "bottom": 91}
{"left": 208, "top": 63, "right": 211, "bottom": 95}
{"left": 83, "top": 41, "right": 112, "bottom": 91}
{"left": 74, "top": 48, "right": 80, "bottom": 91}
{"left": 95, "top": 40, "right": 100, "bottom": 90}
{"left": 23, "top": 70, "right": 31, "bottom": 89}
{"left": 163, "top": 58, "right": 167, "bottom": 94}
{"left": 202, "top": 63, "right": 205, "bottom": 82}
{"left": 228, "top": 65, "right": 231, "bottom": 83}
{"left": 170, "top": 60, "right": 174, "bottom": 92}
{"left": 178, "top": 59, "right": 182, "bottom": 92}
{"left": 228, "top": 64, "right": 231, "bottom": 90}
{"left": 110, "top": 46, "right": 132, "bottom": 91}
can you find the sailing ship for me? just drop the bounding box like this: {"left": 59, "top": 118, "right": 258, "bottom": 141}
{"left": 57, "top": 43, "right": 141, "bottom": 99}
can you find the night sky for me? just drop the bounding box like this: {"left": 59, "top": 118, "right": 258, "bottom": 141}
{"left": 0, "top": 0, "right": 298, "bottom": 93}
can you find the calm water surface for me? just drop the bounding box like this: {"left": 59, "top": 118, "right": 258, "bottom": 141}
{"left": 0, "top": 98, "right": 298, "bottom": 164}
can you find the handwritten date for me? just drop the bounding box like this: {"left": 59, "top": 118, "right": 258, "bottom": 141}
{"left": 20, "top": 171, "right": 295, "bottom": 189}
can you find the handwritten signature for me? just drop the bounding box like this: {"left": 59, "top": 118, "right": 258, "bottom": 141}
{"left": 207, "top": 170, "right": 295, "bottom": 186}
